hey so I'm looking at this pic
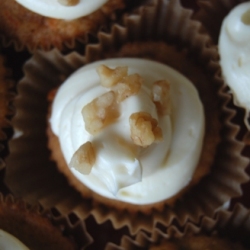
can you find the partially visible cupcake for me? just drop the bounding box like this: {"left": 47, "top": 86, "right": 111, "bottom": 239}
{"left": 105, "top": 203, "right": 250, "bottom": 249}
{"left": 194, "top": 0, "right": 250, "bottom": 135}
{"left": 0, "top": 193, "right": 92, "bottom": 249}
{"left": 0, "top": 0, "right": 143, "bottom": 52}
{"left": 5, "top": 0, "right": 249, "bottom": 237}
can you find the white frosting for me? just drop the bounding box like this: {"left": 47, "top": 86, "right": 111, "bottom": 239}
{"left": 50, "top": 58, "right": 205, "bottom": 204}
{"left": 15, "top": 0, "right": 108, "bottom": 20}
{"left": 219, "top": 2, "right": 250, "bottom": 111}
{"left": 0, "top": 230, "right": 29, "bottom": 250}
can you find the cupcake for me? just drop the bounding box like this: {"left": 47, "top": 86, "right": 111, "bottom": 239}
{"left": 0, "top": 193, "right": 92, "bottom": 249}
{"left": 5, "top": 0, "right": 249, "bottom": 237}
{"left": 195, "top": 0, "right": 250, "bottom": 137}
{"left": 105, "top": 203, "right": 250, "bottom": 249}
{"left": 0, "top": 0, "right": 142, "bottom": 52}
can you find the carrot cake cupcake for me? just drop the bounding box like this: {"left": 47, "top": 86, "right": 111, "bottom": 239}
{"left": 5, "top": 0, "right": 249, "bottom": 235}
{"left": 0, "top": 0, "right": 140, "bottom": 51}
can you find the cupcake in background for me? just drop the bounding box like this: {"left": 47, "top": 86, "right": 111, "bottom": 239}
{"left": 0, "top": 0, "right": 145, "bottom": 52}
{"left": 195, "top": 0, "right": 250, "bottom": 137}
{"left": 0, "top": 193, "right": 92, "bottom": 249}
{"left": 105, "top": 203, "right": 250, "bottom": 249}
{"left": 5, "top": 0, "right": 249, "bottom": 239}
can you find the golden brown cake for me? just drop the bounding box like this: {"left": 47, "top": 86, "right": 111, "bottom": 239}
{"left": 0, "top": 0, "right": 135, "bottom": 51}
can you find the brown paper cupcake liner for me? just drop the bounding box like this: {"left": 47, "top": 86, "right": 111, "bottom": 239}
{"left": 194, "top": 0, "right": 246, "bottom": 43}
{"left": 0, "top": 54, "right": 15, "bottom": 171}
{"left": 105, "top": 203, "right": 250, "bottom": 249}
{"left": 0, "top": 52, "right": 14, "bottom": 196}
{"left": 5, "top": 0, "right": 250, "bottom": 236}
{"left": 0, "top": 193, "right": 92, "bottom": 249}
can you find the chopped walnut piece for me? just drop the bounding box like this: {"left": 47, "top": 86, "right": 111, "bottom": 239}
{"left": 69, "top": 142, "right": 96, "bottom": 175}
{"left": 152, "top": 80, "right": 171, "bottom": 115}
{"left": 97, "top": 65, "right": 128, "bottom": 88}
{"left": 57, "top": 0, "right": 79, "bottom": 6}
{"left": 113, "top": 74, "right": 142, "bottom": 102}
{"left": 82, "top": 91, "right": 119, "bottom": 135}
{"left": 129, "top": 112, "right": 163, "bottom": 147}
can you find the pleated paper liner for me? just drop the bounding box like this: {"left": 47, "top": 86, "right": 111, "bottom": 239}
{"left": 5, "top": 0, "right": 249, "bottom": 236}
{"left": 194, "top": 0, "right": 246, "bottom": 43}
{"left": 0, "top": 193, "right": 92, "bottom": 250}
{"left": 0, "top": 0, "right": 151, "bottom": 53}
{"left": 105, "top": 203, "right": 250, "bottom": 249}
{"left": 0, "top": 53, "right": 15, "bottom": 198}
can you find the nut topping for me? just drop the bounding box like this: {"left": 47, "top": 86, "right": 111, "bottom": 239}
{"left": 81, "top": 91, "right": 119, "bottom": 135}
{"left": 113, "top": 73, "right": 142, "bottom": 102}
{"left": 152, "top": 80, "right": 171, "bottom": 115}
{"left": 69, "top": 142, "right": 96, "bottom": 175}
{"left": 97, "top": 65, "right": 128, "bottom": 88}
{"left": 129, "top": 112, "right": 163, "bottom": 147}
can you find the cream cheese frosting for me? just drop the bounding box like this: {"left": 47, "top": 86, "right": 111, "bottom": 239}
{"left": 219, "top": 2, "right": 250, "bottom": 112}
{"left": 50, "top": 58, "right": 205, "bottom": 204}
{"left": 0, "top": 230, "right": 29, "bottom": 250}
{"left": 15, "top": 0, "right": 108, "bottom": 20}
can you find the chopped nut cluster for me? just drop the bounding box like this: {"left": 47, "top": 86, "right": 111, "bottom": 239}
{"left": 152, "top": 80, "right": 171, "bottom": 115}
{"left": 73, "top": 65, "right": 172, "bottom": 174}
{"left": 129, "top": 112, "right": 163, "bottom": 147}
{"left": 69, "top": 142, "right": 96, "bottom": 175}
{"left": 113, "top": 74, "right": 142, "bottom": 102}
{"left": 57, "top": 0, "right": 79, "bottom": 6}
{"left": 81, "top": 91, "right": 119, "bottom": 135}
{"left": 97, "top": 65, "right": 128, "bottom": 88}
{"left": 97, "top": 65, "right": 142, "bottom": 102}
